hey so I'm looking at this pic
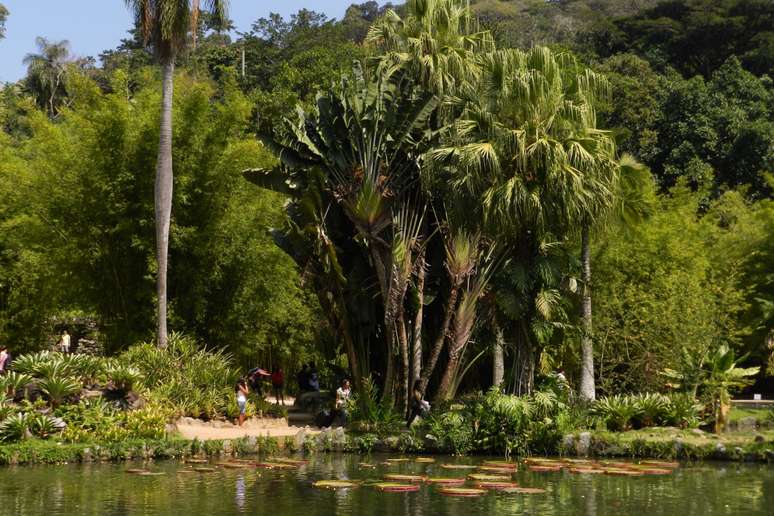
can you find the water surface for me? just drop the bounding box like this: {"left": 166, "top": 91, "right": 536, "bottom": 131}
{"left": 0, "top": 454, "right": 771, "bottom": 515}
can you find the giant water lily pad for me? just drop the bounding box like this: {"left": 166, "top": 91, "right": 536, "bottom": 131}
{"left": 636, "top": 468, "right": 674, "bottom": 475}
{"left": 568, "top": 468, "right": 606, "bottom": 474}
{"left": 313, "top": 480, "right": 360, "bottom": 489}
{"left": 194, "top": 467, "right": 216, "bottom": 473}
{"left": 415, "top": 457, "right": 436, "bottom": 463}
{"left": 473, "top": 481, "right": 520, "bottom": 490}
{"left": 481, "top": 461, "right": 517, "bottom": 470}
{"left": 439, "top": 487, "right": 487, "bottom": 497}
{"left": 500, "top": 487, "right": 547, "bottom": 494}
{"left": 385, "top": 458, "right": 411, "bottom": 463}
{"left": 185, "top": 459, "right": 208, "bottom": 464}
{"left": 219, "top": 462, "right": 251, "bottom": 469}
{"left": 468, "top": 473, "right": 511, "bottom": 482}
{"left": 528, "top": 465, "right": 562, "bottom": 472}
{"left": 359, "top": 463, "right": 376, "bottom": 469}
{"left": 477, "top": 466, "right": 517, "bottom": 474}
{"left": 270, "top": 458, "right": 308, "bottom": 466}
{"left": 441, "top": 464, "right": 477, "bottom": 470}
{"left": 126, "top": 469, "right": 149, "bottom": 474}
{"left": 138, "top": 472, "right": 165, "bottom": 476}
{"left": 254, "top": 462, "right": 297, "bottom": 470}
{"left": 640, "top": 461, "right": 679, "bottom": 469}
{"left": 427, "top": 478, "right": 466, "bottom": 486}
{"left": 374, "top": 482, "right": 420, "bottom": 492}
{"left": 603, "top": 468, "right": 644, "bottom": 476}
{"left": 383, "top": 474, "right": 427, "bottom": 483}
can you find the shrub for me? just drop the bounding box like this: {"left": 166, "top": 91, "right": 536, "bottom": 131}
{"left": 0, "top": 372, "right": 33, "bottom": 397}
{"left": 632, "top": 393, "right": 670, "bottom": 428}
{"left": 0, "top": 413, "right": 31, "bottom": 442}
{"left": 591, "top": 395, "right": 642, "bottom": 431}
{"left": 664, "top": 393, "right": 704, "bottom": 428}
{"left": 104, "top": 362, "right": 143, "bottom": 393}
{"left": 27, "top": 413, "right": 62, "bottom": 438}
{"left": 38, "top": 375, "right": 82, "bottom": 407}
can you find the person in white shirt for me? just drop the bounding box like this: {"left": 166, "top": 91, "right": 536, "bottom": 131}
{"left": 334, "top": 379, "right": 351, "bottom": 425}
{"left": 0, "top": 346, "right": 9, "bottom": 374}
{"left": 59, "top": 330, "right": 71, "bottom": 353}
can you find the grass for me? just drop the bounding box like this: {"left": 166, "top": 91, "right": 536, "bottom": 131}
{"left": 727, "top": 407, "right": 773, "bottom": 424}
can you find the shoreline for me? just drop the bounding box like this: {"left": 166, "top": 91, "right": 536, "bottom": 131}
{"left": 2, "top": 427, "right": 773, "bottom": 466}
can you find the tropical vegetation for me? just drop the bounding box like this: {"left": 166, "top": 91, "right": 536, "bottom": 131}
{"left": 0, "top": 0, "right": 772, "bottom": 454}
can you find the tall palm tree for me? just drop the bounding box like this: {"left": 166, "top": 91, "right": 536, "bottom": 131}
{"left": 578, "top": 154, "right": 653, "bottom": 402}
{"left": 428, "top": 47, "right": 619, "bottom": 395}
{"left": 0, "top": 4, "right": 8, "bottom": 41}
{"left": 124, "top": 0, "right": 228, "bottom": 348}
{"left": 23, "top": 37, "right": 71, "bottom": 117}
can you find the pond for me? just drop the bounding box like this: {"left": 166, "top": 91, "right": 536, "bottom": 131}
{"left": 0, "top": 454, "right": 772, "bottom": 515}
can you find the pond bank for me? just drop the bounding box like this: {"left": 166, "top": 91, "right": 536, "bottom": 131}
{"left": 3, "top": 427, "right": 773, "bottom": 466}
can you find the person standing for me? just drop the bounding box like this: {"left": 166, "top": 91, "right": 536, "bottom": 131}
{"left": 235, "top": 378, "right": 249, "bottom": 426}
{"left": 58, "top": 330, "right": 71, "bottom": 353}
{"left": 407, "top": 380, "right": 430, "bottom": 428}
{"left": 271, "top": 367, "right": 285, "bottom": 406}
{"left": 0, "top": 346, "right": 9, "bottom": 375}
{"left": 334, "top": 379, "right": 352, "bottom": 425}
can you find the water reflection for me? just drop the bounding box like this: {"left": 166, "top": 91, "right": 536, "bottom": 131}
{"left": 0, "top": 455, "right": 772, "bottom": 515}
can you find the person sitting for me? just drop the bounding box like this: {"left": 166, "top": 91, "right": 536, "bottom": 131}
{"left": 296, "top": 364, "right": 309, "bottom": 393}
{"left": 307, "top": 363, "right": 320, "bottom": 392}
{"left": 407, "top": 380, "right": 430, "bottom": 428}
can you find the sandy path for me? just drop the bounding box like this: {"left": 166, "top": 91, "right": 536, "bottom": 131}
{"left": 174, "top": 424, "right": 317, "bottom": 441}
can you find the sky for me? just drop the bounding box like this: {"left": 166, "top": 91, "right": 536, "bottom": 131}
{"left": 0, "top": 1, "right": 358, "bottom": 82}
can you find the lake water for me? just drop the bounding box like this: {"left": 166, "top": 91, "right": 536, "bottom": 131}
{"left": 0, "top": 454, "right": 772, "bottom": 515}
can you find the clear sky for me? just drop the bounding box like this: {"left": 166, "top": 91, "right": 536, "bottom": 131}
{"left": 0, "top": 1, "right": 358, "bottom": 83}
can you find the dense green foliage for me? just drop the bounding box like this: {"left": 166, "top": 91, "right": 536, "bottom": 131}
{"left": 0, "top": 0, "right": 772, "bottom": 429}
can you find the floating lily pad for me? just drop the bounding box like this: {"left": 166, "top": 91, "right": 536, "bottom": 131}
{"left": 477, "top": 466, "right": 517, "bottom": 474}
{"left": 193, "top": 467, "right": 216, "bottom": 473}
{"left": 427, "top": 478, "right": 466, "bottom": 486}
{"left": 219, "top": 462, "right": 251, "bottom": 469}
{"left": 500, "top": 487, "right": 547, "bottom": 494}
{"left": 126, "top": 469, "right": 149, "bottom": 474}
{"left": 440, "top": 464, "right": 477, "bottom": 470}
{"left": 270, "top": 458, "right": 308, "bottom": 466}
{"left": 177, "top": 470, "right": 197, "bottom": 474}
{"left": 439, "top": 487, "right": 487, "bottom": 497}
{"left": 138, "top": 472, "right": 165, "bottom": 476}
{"left": 640, "top": 461, "right": 679, "bottom": 469}
{"left": 473, "top": 481, "right": 520, "bottom": 490}
{"left": 604, "top": 468, "right": 644, "bottom": 476}
{"left": 185, "top": 458, "right": 208, "bottom": 464}
{"left": 568, "top": 468, "right": 606, "bottom": 474}
{"left": 383, "top": 474, "right": 427, "bottom": 483}
{"left": 415, "top": 457, "right": 436, "bottom": 463}
{"left": 313, "top": 480, "right": 360, "bottom": 489}
{"left": 359, "top": 463, "right": 376, "bottom": 469}
{"left": 468, "top": 473, "right": 511, "bottom": 482}
{"left": 528, "top": 465, "right": 562, "bottom": 472}
{"left": 385, "top": 458, "right": 411, "bottom": 463}
{"left": 637, "top": 468, "right": 674, "bottom": 475}
{"left": 254, "top": 462, "right": 297, "bottom": 470}
{"left": 481, "top": 461, "right": 517, "bottom": 470}
{"left": 374, "top": 482, "right": 420, "bottom": 492}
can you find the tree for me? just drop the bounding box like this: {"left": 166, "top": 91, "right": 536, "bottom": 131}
{"left": 0, "top": 3, "right": 7, "bottom": 40}
{"left": 429, "top": 47, "right": 618, "bottom": 395}
{"left": 23, "top": 38, "right": 72, "bottom": 117}
{"left": 124, "top": 0, "right": 229, "bottom": 348}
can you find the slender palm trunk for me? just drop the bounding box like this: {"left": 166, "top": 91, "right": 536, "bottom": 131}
{"left": 418, "top": 281, "right": 460, "bottom": 397}
{"left": 155, "top": 58, "right": 175, "bottom": 349}
{"left": 411, "top": 259, "right": 425, "bottom": 385}
{"left": 579, "top": 225, "right": 595, "bottom": 402}
{"left": 492, "top": 321, "right": 505, "bottom": 388}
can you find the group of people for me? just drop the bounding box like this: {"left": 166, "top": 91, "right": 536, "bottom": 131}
{"left": 296, "top": 363, "right": 320, "bottom": 393}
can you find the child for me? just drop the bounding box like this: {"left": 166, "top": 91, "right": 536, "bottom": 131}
{"left": 235, "top": 378, "right": 249, "bottom": 426}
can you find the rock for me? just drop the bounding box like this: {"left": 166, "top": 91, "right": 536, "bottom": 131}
{"left": 294, "top": 429, "right": 307, "bottom": 450}
{"left": 576, "top": 432, "right": 592, "bottom": 457}
{"left": 562, "top": 434, "right": 575, "bottom": 453}
{"left": 690, "top": 428, "right": 704, "bottom": 436}
{"left": 754, "top": 434, "right": 765, "bottom": 443}
{"left": 295, "top": 391, "right": 334, "bottom": 414}
{"left": 715, "top": 443, "right": 726, "bottom": 454}
{"left": 737, "top": 416, "right": 758, "bottom": 432}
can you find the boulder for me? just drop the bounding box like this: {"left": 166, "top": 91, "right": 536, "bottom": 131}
{"left": 576, "top": 432, "right": 592, "bottom": 457}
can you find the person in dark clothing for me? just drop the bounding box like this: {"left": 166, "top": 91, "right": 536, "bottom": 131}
{"left": 247, "top": 367, "right": 270, "bottom": 398}
{"left": 271, "top": 367, "right": 285, "bottom": 406}
{"left": 296, "top": 364, "right": 309, "bottom": 393}
{"left": 307, "top": 362, "right": 320, "bottom": 392}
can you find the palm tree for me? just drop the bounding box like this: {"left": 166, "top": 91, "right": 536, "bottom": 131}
{"left": 0, "top": 4, "right": 8, "bottom": 41}
{"left": 124, "top": 0, "right": 229, "bottom": 348}
{"left": 23, "top": 37, "right": 71, "bottom": 117}
{"left": 428, "top": 47, "right": 619, "bottom": 395}
{"left": 578, "top": 154, "right": 653, "bottom": 402}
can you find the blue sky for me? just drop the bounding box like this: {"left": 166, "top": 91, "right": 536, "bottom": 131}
{"left": 0, "top": 1, "right": 358, "bottom": 82}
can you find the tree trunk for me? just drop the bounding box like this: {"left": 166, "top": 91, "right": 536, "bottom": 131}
{"left": 411, "top": 256, "right": 425, "bottom": 385}
{"left": 397, "top": 313, "right": 410, "bottom": 416}
{"left": 418, "top": 281, "right": 460, "bottom": 397}
{"left": 511, "top": 320, "right": 536, "bottom": 396}
{"left": 579, "top": 225, "right": 595, "bottom": 402}
{"left": 155, "top": 58, "right": 175, "bottom": 349}
{"left": 492, "top": 322, "right": 505, "bottom": 388}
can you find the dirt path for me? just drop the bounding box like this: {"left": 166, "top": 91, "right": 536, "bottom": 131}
{"left": 174, "top": 423, "right": 317, "bottom": 441}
